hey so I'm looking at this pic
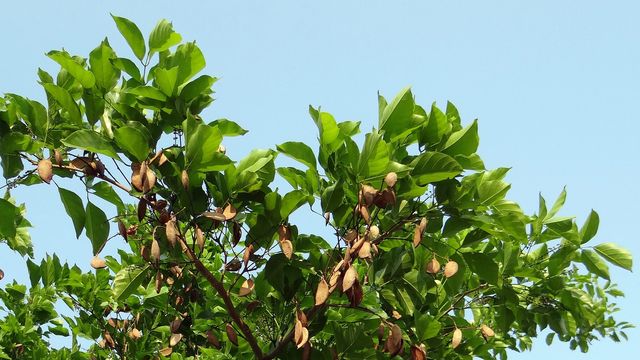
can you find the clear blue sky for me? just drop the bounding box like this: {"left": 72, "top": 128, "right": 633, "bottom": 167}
{"left": 1, "top": 1, "right": 638, "bottom": 358}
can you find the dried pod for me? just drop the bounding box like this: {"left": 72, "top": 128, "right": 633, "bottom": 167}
{"left": 170, "top": 265, "right": 183, "bottom": 278}
{"left": 103, "top": 331, "right": 115, "bottom": 349}
{"left": 90, "top": 160, "right": 104, "bottom": 176}
{"left": 127, "top": 225, "right": 138, "bottom": 236}
{"left": 140, "top": 245, "right": 150, "bottom": 262}
{"left": 196, "top": 225, "right": 205, "bottom": 251}
{"left": 37, "top": 159, "right": 53, "bottom": 184}
{"left": 140, "top": 161, "right": 148, "bottom": 181}
{"left": 384, "top": 172, "right": 398, "bottom": 188}
{"left": 223, "top": 203, "right": 237, "bottom": 221}
{"left": 246, "top": 300, "right": 261, "bottom": 312}
{"left": 238, "top": 279, "right": 254, "bottom": 297}
{"left": 418, "top": 217, "right": 428, "bottom": 233}
{"left": 324, "top": 212, "right": 330, "bottom": 225}
{"left": 225, "top": 258, "right": 242, "bottom": 272}
{"left": 385, "top": 324, "right": 403, "bottom": 356}
{"left": 243, "top": 244, "right": 254, "bottom": 268}
{"left": 374, "top": 188, "right": 396, "bottom": 208}
{"left": 232, "top": 222, "right": 242, "bottom": 246}
{"left": 410, "top": 344, "right": 427, "bottom": 360}
{"left": 159, "top": 347, "right": 173, "bottom": 356}
{"left": 206, "top": 330, "right": 221, "bottom": 349}
{"left": 0, "top": 269, "right": 4, "bottom": 281}
{"left": 350, "top": 236, "right": 366, "bottom": 255}
{"left": 359, "top": 204, "right": 371, "bottom": 224}
{"left": 342, "top": 266, "right": 357, "bottom": 292}
{"left": 297, "top": 309, "right": 308, "bottom": 326}
{"left": 202, "top": 211, "right": 226, "bottom": 222}
{"left": 377, "top": 323, "right": 385, "bottom": 345}
{"left": 226, "top": 323, "right": 238, "bottom": 346}
{"left": 151, "top": 239, "right": 161, "bottom": 261}
{"left": 277, "top": 224, "right": 290, "bottom": 241}
{"left": 361, "top": 184, "right": 377, "bottom": 207}
{"left": 294, "top": 319, "right": 304, "bottom": 344}
{"left": 131, "top": 163, "right": 143, "bottom": 191}
{"left": 426, "top": 257, "right": 440, "bottom": 274}
{"left": 165, "top": 219, "right": 178, "bottom": 247}
{"left": 181, "top": 169, "right": 190, "bottom": 190}
{"left": 357, "top": 240, "right": 371, "bottom": 259}
{"left": 315, "top": 278, "right": 329, "bottom": 306}
{"left": 280, "top": 239, "right": 293, "bottom": 259}
{"left": 165, "top": 276, "right": 174, "bottom": 286}
{"left": 137, "top": 198, "right": 147, "bottom": 222}
{"left": 170, "top": 318, "right": 182, "bottom": 333}
{"left": 346, "top": 280, "right": 363, "bottom": 306}
{"left": 444, "top": 260, "right": 459, "bottom": 278}
{"left": 107, "top": 318, "right": 117, "bottom": 328}
{"left": 369, "top": 225, "right": 380, "bottom": 240}
{"left": 480, "top": 325, "right": 495, "bottom": 340}
{"left": 155, "top": 270, "right": 162, "bottom": 293}
{"left": 452, "top": 328, "right": 462, "bottom": 349}
{"left": 117, "top": 220, "right": 127, "bottom": 241}
{"left": 412, "top": 226, "right": 422, "bottom": 248}
{"left": 296, "top": 327, "right": 309, "bottom": 349}
{"left": 128, "top": 328, "right": 141, "bottom": 340}
{"left": 169, "top": 333, "right": 183, "bottom": 347}
{"left": 143, "top": 168, "right": 156, "bottom": 193}
{"left": 329, "top": 270, "right": 341, "bottom": 291}
{"left": 218, "top": 144, "right": 226, "bottom": 154}
{"left": 392, "top": 310, "right": 402, "bottom": 319}
{"left": 153, "top": 199, "right": 168, "bottom": 210}
{"left": 54, "top": 149, "right": 63, "bottom": 166}
{"left": 90, "top": 256, "right": 107, "bottom": 269}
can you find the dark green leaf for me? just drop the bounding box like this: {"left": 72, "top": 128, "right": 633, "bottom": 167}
{"left": 43, "top": 84, "right": 81, "bottom": 124}
{"left": 62, "top": 130, "right": 120, "bottom": 160}
{"left": 89, "top": 40, "right": 120, "bottom": 91}
{"left": 113, "top": 265, "right": 149, "bottom": 301}
{"left": 442, "top": 119, "right": 479, "bottom": 156}
{"left": 58, "top": 188, "right": 85, "bottom": 238}
{"left": 114, "top": 125, "right": 151, "bottom": 161}
{"left": 280, "top": 190, "right": 308, "bottom": 219}
{"left": 321, "top": 181, "right": 344, "bottom": 212}
{"left": 358, "top": 131, "right": 389, "bottom": 179}
{"left": 0, "top": 198, "right": 17, "bottom": 239}
{"left": 85, "top": 201, "right": 109, "bottom": 255}
{"left": 410, "top": 152, "right": 462, "bottom": 186}
{"left": 463, "top": 252, "right": 499, "bottom": 285}
{"left": 180, "top": 75, "right": 217, "bottom": 102}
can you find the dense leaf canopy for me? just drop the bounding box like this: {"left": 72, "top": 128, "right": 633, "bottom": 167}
{"left": 0, "top": 16, "right": 633, "bottom": 360}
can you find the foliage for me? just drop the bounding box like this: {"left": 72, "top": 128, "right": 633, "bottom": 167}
{"left": 0, "top": 16, "right": 633, "bottom": 360}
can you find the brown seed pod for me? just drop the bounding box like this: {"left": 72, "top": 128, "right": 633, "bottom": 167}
{"left": 392, "top": 310, "right": 402, "bottom": 319}
{"left": 296, "top": 327, "right": 309, "bottom": 349}
{"left": 127, "top": 225, "right": 138, "bottom": 236}
{"left": 107, "top": 318, "right": 117, "bottom": 328}
{"left": 165, "top": 219, "right": 178, "bottom": 247}
{"left": 159, "top": 347, "right": 173, "bottom": 356}
{"left": 385, "top": 324, "right": 403, "bottom": 356}
{"left": 361, "top": 184, "right": 377, "bottom": 207}
{"left": 153, "top": 199, "right": 168, "bottom": 210}
{"left": 137, "top": 198, "right": 146, "bottom": 222}
{"left": 143, "top": 168, "right": 156, "bottom": 193}
{"left": 302, "top": 341, "right": 312, "bottom": 360}
{"left": 359, "top": 204, "right": 371, "bottom": 224}
{"left": 369, "top": 225, "right": 380, "bottom": 240}
{"left": 324, "top": 212, "right": 330, "bottom": 225}
{"left": 131, "top": 163, "right": 143, "bottom": 191}
{"left": 344, "top": 229, "right": 358, "bottom": 243}
{"left": 140, "top": 245, "right": 150, "bottom": 262}
{"left": 226, "top": 323, "right": 238, "bottom": 346}
{"left": 206, "top": 330, "right": 221, "bottom": 349}
{"left": 377, "top": 322, "right": 385, "bottom": 345}
{"left": 90, "top": 256, "right": 107, "bottom": 269}
{"left": 413, "top": 226, "right": 422, "bottom": 248}
{"left": 410, "top": 344, "right": 427, "bottom": 360}
{"left": 342, "top": 266, "right": 357, "bottom": 292}
{"left": 181, "top": 169, "right": 189, "bottom": 190}
{"left": 418, "top": 217, "right": 428, "bottom": 233}
{"left": 452, "top": 328, "right": 462, "bottom": 349}
{"left": 426, "top": 257, "right": 440, "bottom": 274}
{"left": 0, "top": 269, "right": 4, "bottom": 281}
{"left": 128, "top": 328, "right": 141, "bottom": 340}
{"left": 223, "top": 203, "right": 237, "bottom": 221}
{"left": 480, "top": 325, "right": 495, "bottom": 340}
{"left": 350, "top": 236, "right": 366, "bottom": 255}
{"left": 225, "top": 258, "right": 242, "bottom": 272}
{"left": 238, "top": 279, "right": 254, "bottom": 297}
{"left": 202, "top": 211, "right": 226, "bottom": 222}
{"left": 155, "top": 270, "right": 162, "bottom": 294}
{"left": 151, "top": 239, "right": 161, "bottom": 261}
{"left": 103, "top": 331, "right": 115, "bottom": 349}
{"left": 294, "top": 319, "right": 304, "bottom": 344}
{"left": 196, "top": 225, "right": 205, "bottom": 251}
{"left": 117, "top": 220, "right": 127, "bottom": 241}
{"left": 37, "top": 159, "right": 53, "bottom": 184}
{"left": 280, "top": 239, "right": 293, "bottom": 259}
{"left": 357, "top": 240, "right": 371, "bottom": 259}
{"left": 345, "top": 280, "right": 363, "bottom": 306}
{"left": 169, "top": 333, "right": 183, "bottom": 347}
{"left": 170, "top": 318, "right": 182, "bottom": 333}
{"left": 232, "top": 222, "right": 242, "bottom": 246}
{"left": 54, "top": 149, "right": 63, "bottom": 166}
{"left": 315, "top": 277, "right": 329, "bottom": 306}
{"left": 444, "top": 260, "right": 459, "bottom": 278}
{"left": 243, "top": 244, "right": 254, "bottom": 268}
{"left": 384, "top": 172, "right": 398, "bottom": 188}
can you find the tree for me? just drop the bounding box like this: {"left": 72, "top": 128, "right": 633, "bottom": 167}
{"left": 0, "top": 16, "right": 633, "bottom": 360}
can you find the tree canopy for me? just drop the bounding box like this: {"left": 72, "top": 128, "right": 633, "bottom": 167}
{"left": 0, "top": 16, "right": 633, "bottom": 360}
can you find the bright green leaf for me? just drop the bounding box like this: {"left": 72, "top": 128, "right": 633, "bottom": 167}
{"left": 46, "top": 50, "right": 95, "bottom": 88}
{"left": 113, "top": 265, "right": 149, "bottom": 301}
{"left": 581, "top": 249, "right": 610, "bottom": 280}
{"left": 594, "top": 243, "right": 633, "bottom": 271}
{"left": 410, "top": 151, "right": 462, "bottom": 186}
{"left": 111, "top": 14, "right": 146, "bottom": 60}
{"left": 114, "top": 125, "right": 151, "bottom": 161}
{"left": 580, "top": 210, "right": 599, "bottom": 244}
{"left": 62, "top": 130, "right": 121, "bottom": 160}
{"left": 148, "top": 19, "right": 182, "bottom": 54}
{"left": 277, "top": 141, "right": 316, "bottom": 170}
{"left": 442, "top": 119, "right": 479, "bottom": 156}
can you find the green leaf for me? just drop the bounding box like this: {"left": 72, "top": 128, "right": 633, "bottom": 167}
{"left": 580, "top": 210, "right": 599, "bottom": 244}
{"left": 43, "top": 84, "right": 81, "bottom": 124}
{"left": 280, "top": 190, "right": 308, "bottom": 219}
{"left": 113, "top": 265, "right": 149, "bottom": 301}
{"left": 126, "top": 86, "right": 167, "bottom": 101}
{"left": 58, "top": 188, "right": 85, "bottom": 238}
{"left": 358, "top": 131, "right": 389, "bottom": 179}
{"left": 547, "top": 187, "right": 567, "bottom": 220}
{"left": 185, "top": 122, "right": 230, "bottom": 172}
{"left": 379, "top": 86, "right": 419, "bottom": 142}
{"left": 277, "top": 141, "right": 316, "bottom": 170}
{"left": 463, "top": 252, "right": 499, "bottom": 285}
{"left": 311, "top": 108, "right": 341, "bottom": 150}
{"left": 442, "top": 119, "right": 479, "bottom": 156}
{"left": 594, "top": 243, "right": 633, "bottom": 271}
{"left": 420, "top": 103, "right": 449, "bottom": 146}
{"left": 210, "top": 118, "right": 247, "bottom": 137}
{"left": 85, "top": 201, "right": 109, "bottom": 255}
{"left": 180, "top": 75, "right": 217, "bottom": 102}
{"left": 155, "top": 66, "right": 179, "bottom": 96}
{"left": 581, "top": 249, "right": 610, "bottom": 280}
{"left": 91, "top": 182, "right": 124, "bottom": 212}
{"left": 478, "top": 180, "right": 511, "bottom": 206}
{"left": 111, "top": 57, "right": 141, "bottom": 81}
{"left": 62, "top": 130, "right": 121, "bottom": 160}
{"left": 174, "top": 42, "right": 206, "bottom": 86}
{"left": 410, "top": 152, "right": 462, "bottom": 186}
{"left": 148, "top": 19, "right": 182, "bottom": 54}
{"left": 46, "top": 50, "right": 95, "bottom": 88}
{"left": 321, "top": 182, "right": 344, "bottom": 212}
{"left": 114, "top": 125, "right": 151, "bottom": 161}
{"left": 89, "top": 40, "right": 120, "bottom": 91}
{"left": 415, "top": 313, "right": 442, "bottom": 340}
{"left": 111, "top": 14, "right": 146, "bottom": 60}
{"left": 0, "top": 198, "right": 17, "bottom": 239}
